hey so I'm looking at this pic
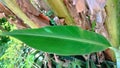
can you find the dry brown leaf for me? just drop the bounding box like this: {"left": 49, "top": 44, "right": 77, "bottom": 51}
{"left": 86, "top": 0, "right": 108, "bottom": 38}
{"left": 86, "top": 0, "right": 106, "bottom": 18}
{"left": 97, "top": 0, "right": 106, "bottom": 9}
{"left": 104, "top": 48, "right": 116, "bottom": 62}
{"left": 0, "top": 2, "right": 13, "bottom": 16}
{"left": 17, "top": 0, "right": 49, "bottom": 27}
{"left": 75, "top": 0, "right": 87, "bottom": 13}
{"left": 63, "top": 0, "right": 80, "bottom": 24}
{"left": 63, "top": 0, "right": 91, "bottom": 30}
{"left": 0, "top": 13, "right": 5, "bottom": 18}
{"left": 31, "top": 0, "right": 50, "bottom": 11}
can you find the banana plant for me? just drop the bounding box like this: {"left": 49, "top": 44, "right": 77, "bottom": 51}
{"left": 0, "top": 0, "right": 120, "bottom": 67}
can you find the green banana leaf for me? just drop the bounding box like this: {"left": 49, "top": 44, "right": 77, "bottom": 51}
{"left": 1, "top": 26, "right": 111, "bottom": 55}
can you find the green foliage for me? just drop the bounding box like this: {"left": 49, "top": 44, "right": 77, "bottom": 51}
{"left": 24, "top": 54, "right": 34, "bottom": 68}
{"left": 0, "top": 18, "right": 13, "bottom": 57}
{"left": 46, "top": 10, "right": 57, "bottom": 26}
{"left": 0, "top": 17, "right": 13, "bottom": 31}
{"left": 0, "top": 17, "right": 33, "bottom": 68}
{"left": 46, "top": 10, "right": 54, "bottom": 17}
{"left": 0, "top": 18, "right": 7, "bottom": 25}
{"left": 91, "top": 20, "right": 96, "bottom": 32}
{"left": 1, "top": 26, "right": 111, "bottom": 55}
{"left": 0, "top": 18, "right": 15, "bottom": 46}
{"left": 0, "top": 18, "right": 20, "bottom": 67}
{"left": 0, "top": 40, "right": 23, "bottom": 68}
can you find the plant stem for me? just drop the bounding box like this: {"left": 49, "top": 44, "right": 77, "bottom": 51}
{"left": 110, "top": 47, "right": 120, "bottom": 68}
{"left": 105, "top": 0, "right": 120, "bottom": 66}
{"left": 105, "top": 0, "right": 120, "bottom": 48}
{"left": 1, "top": 0, "right": 39, "bottom": 28}
{"left": 45, "top": 0, "right": 75, "bottom": 25}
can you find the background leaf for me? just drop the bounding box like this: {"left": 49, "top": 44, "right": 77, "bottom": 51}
{"left": 1, "top": 26, "right": 111, "bottom": 55}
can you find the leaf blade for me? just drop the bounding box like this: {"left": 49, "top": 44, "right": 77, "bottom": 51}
{"left": 2, "top": 26, "right": 111, "bottom": 55}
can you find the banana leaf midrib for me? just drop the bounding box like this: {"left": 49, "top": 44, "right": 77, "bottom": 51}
{"left": 3, "top": 32, "right": 110, "bottom": 47}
